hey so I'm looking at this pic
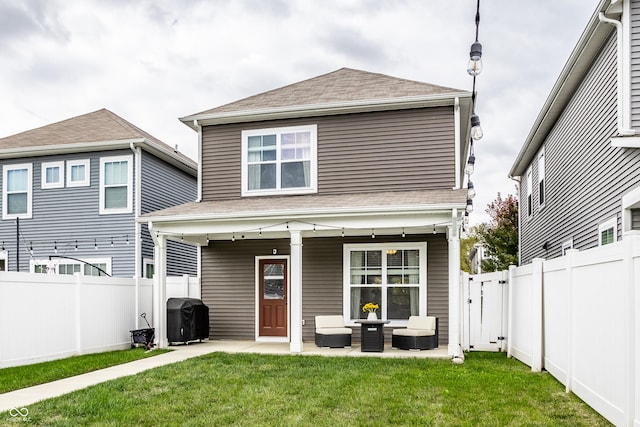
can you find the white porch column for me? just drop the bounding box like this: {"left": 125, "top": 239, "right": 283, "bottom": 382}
{"left": 289, "top": 230, "right": 303, "bottom": 353}
{"left": 153, "top": 233, "right": 168, "bottom": 348}
{"left": 448, "top": 216, "right": 462, "bottom": 359}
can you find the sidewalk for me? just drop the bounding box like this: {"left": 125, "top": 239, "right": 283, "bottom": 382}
{"left": 0, "top": 340, "right": 448, "bottom": 413}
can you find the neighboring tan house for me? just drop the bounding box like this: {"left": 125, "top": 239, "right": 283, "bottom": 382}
{"left": 144, "top": 68, "right": 474, "bottom": 355}
{"left": 0, "top": 108, "right": 197, "bottom": 277}
{"left": 509, "top": 0, "right": 640, "bottom": 265}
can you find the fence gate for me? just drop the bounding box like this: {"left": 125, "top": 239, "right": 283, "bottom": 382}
{"left": 463, "top": 270, "right": 508, "bottom": 352}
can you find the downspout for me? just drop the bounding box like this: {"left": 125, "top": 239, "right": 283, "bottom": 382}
{"left": 510, "top": 176, "right": 522, "bottom": 266}
{"left": 599, "top": 8, "right": 636, "bottom": 136}
{"left": 130, "top": 142, "right": 142, "bottom": 327}
{"left": 453, "top": 97, "right": 461, "bottom": 189}
{"left": 194, "top": 120, "right": 203, "bottom": 202}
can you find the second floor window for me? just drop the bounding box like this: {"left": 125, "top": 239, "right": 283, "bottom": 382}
{"left": 100, "top": 155, "right": 133, "bottom": 214}
{"left": 538, "top": 149, "right": 545, "bottom": 208}
{"left": 526, "top": 169, "right": 532, "bottom": 217}
{"left": 241, "top": 125, "right": 317, "bottom": 196}
{"left": 3, "top": 163, "right": 32, "bottom": 219}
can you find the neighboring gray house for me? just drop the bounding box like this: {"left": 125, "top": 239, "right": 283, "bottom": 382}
{"left": 0, "top": 109, "right": 198, "bottom": 277}
{"left": 509, "top": 0, "right": 640, "bottom": 264}
{"left": 144, "top": 68, "right": 475, "bottom": 355}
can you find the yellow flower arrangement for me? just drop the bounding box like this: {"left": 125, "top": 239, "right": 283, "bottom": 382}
{"left": 362, "top": 302, "right": 379, "bottom": 313}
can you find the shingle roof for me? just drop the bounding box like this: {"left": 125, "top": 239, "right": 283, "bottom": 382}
{"left": 185, "top": 68, "right": 466, "bottom": 118}
{"left": 143, "top": 189, "right": 468, "bottom": 221}
{"left": 0, "top": 109, "right": 195, "bottom": 170}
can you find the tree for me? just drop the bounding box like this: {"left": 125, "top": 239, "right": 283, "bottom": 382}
{"left": 477, "top": 193, "right": 519, "bottom": 271}
{"left": 460, "top": 226, "right": 479, "bottom": 273}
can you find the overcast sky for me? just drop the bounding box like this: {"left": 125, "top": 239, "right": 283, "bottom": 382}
{"left": 0, "top": 0, "right": 601, "bottom": 224}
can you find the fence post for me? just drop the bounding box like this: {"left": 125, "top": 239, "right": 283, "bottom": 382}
{"left": 564, "top": 248, "right": 578, "bottom": 393}
{"left": 531, "top": 258, "right": 544, "bottom": 372}
{"left": 507, "top": 265, "right": 516, "bottom": 358}
{"left": 623, "top": 233, "right": 638, "bottom": 426}
{"left": 75, "top": 272, "right": 83, "bottom": 355}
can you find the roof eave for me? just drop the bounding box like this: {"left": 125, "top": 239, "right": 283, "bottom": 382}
{"left": 140, "top": 202, "right": 467, "bottom": 224}
{"left": 509, "top": 0, "right": 613, "bottom": 178}
{"left": 0, "top": 139, "right": 197, "bottom": 176}
{"left": 180, "top": 92, "right": 472, "bottom": 130}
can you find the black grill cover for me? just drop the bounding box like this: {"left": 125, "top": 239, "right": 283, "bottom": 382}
{"left": 167, "top": 298, "right": 210, "bottom": 344}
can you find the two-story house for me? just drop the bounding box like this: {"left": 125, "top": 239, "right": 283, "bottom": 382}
{"left": 509, "top": 0, "right": 640, "bottom": 264}
{"left": 0, "top": 108, "right": 198, "bottom": 278}
{"left": 144, "top": 68, "right": 474, "bottom": 354}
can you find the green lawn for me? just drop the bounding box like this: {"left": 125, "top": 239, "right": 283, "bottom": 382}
{"left": 1, "top": 352, "right": 610, "bottom": 426}
{"left": 0, "top": 348, "right": 169, "bottom": 394}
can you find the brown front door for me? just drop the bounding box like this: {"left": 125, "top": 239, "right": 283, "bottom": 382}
{"left": 259, "top": 259, "right": 288, "bottom": 337}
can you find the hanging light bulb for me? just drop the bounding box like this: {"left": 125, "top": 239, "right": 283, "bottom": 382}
{"left": 470, "top": 114, "right": 483, "bottom": 140}
{"left": 110, "top": 237, "right": 114, "bottom": 247}
{"left": 467, "top": 41, "right": 483, "bottom": 76}
{"left": 54, "top": 241, "right": 58, "bottom": 254}
{"left": 231, "top": 233, "right": 236, "bottom": 242}
{"left": 75, "top": 240, "right": 78, "bottom": 251}
{"left": 465, "top": 154, "right": 476, "bottom": 176}
{"left": 433, "top": 225, "right": 436, "bottom": 234}
{"left": 126, "top": 235, "right": 130, "bottom": 245}
{"left": 341, "top": 227, "right": 345, "bottom": 238}
{"left": 401, "top": 228, "right": 405, "bottom": 238}
{"left": 371, "top": 229, "right": 375, "bottom": 239}
{"left": 29, "top": 242, "right": 33, "bottom": 255}
{"left": 94, "top": 239, "right": 98, "bottom": 250}
{"left": 467, "top": 181, "right": 476, "bottom": 199}
{"left": 466, "top": 199, "right": 474, "bottom": 213}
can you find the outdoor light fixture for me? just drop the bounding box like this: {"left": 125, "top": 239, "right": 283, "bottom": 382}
{"left": 470, "top": 114, "right": 483, "bottom": 140}
{"left": 467, "top": 41, "right": 483, "bottom": 76}
{"left": 466, "top": 199, "right": 474, "bottom": 213}
{"left": 465, "top": 154, "right": 476, "bottom": 175}
{"left": 467, "top": 181, "right": 476, "bottom": 199}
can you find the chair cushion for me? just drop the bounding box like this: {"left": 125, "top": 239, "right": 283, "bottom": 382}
{"left": 316, "top": 327, "right": 352, "bottom": 335}
{"left": 315, "top": 315, "right": 346, "bottom": 329}
{"left": 407, "top": 316, "right": 436, "bottom": 330}
{"left": 392, "top": 328, "right": 435, "bottom": 337}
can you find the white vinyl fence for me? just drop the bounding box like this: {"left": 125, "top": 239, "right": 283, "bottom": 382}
{"left": 0, "top": 273, "right": 199, "bottom": 368}
{"left": 507, "top": 233, "right": 639, "bottom": 427}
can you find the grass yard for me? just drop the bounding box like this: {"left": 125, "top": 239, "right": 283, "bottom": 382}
{"left": 0, "top": 348, "right": 169, "bottom": 394}
{"left": 1, "top": 352, "right": 610, "bottom": 426}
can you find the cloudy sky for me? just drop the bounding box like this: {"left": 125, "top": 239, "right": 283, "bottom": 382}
{"left": 0, "top": 0, "right": 600, "bottom": 224}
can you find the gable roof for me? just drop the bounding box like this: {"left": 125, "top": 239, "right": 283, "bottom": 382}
{"left": 181, "top": 68, "right": 472, "bottom": 128}
{"left": 0, "top": 109, "right": 197, "bottom": 174}
{"left": 509, "top": 0, "right": 612, "bottom": 177}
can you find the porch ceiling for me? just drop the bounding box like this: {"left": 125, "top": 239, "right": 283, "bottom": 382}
{"left": 143, "top": 189, "right": 467, "bottom": 245}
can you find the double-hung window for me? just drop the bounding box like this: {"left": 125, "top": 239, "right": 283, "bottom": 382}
{"left": 241, "top": 125, "right": 317, "bottom": 196}
{"left": 526, "top": 168, "right": 533, "bottom": 217}
{"left": 538, "top": 149, "right": 545, "bottom": 208}
{"left": 343, "top": 243, "right": 427, "bottom": 325}
{"left": 100, "top": 155, "right": 133, "bottom": 214}
{"left": 598, "top": 217, "right": 617, "bottom": 246}
{"left": 41, "top": 161, "right": 64, "bottom": 189}
{"left": 3, "top": 163, "right": 32, "bottom": 219}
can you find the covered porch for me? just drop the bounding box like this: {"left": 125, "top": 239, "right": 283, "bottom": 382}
{"left": 143, "top": 189, "right": 467, "bottom": 358}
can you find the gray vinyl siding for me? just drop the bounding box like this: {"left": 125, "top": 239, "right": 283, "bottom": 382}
{"left": 631, "top": 0, "right": 640, "bottom": 128}
{"left": 0, "top": 150, "right": 135, "bottom": 275}
{"left": 200, "top": 107, "right": 456, "bottom": 201}
{"left": 520, "top": 34, "right": 640, "bottom": 264}
{"left": 201, "top": 234, "right": 449, "bottom": 346}
{"left": 140, "top": 152, "right": 197, "bottom": 276}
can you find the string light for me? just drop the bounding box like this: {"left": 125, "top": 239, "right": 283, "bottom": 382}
{"left": 110, "top": 237, "right": 114, "bottom": 247}
{"left": 75, "top": 240, "right": 78, "bottom": 251}
{"left": 54, "top": 241, "right": 58, "bottom": 254}
{"left": 341, "top": 227, "right": 345, "bottom": 238}
{"left": 371, "top": 229, "right": 375, "bottom": 239}
{"left": 402, "top": 228, "right": 405, "bottom": 238}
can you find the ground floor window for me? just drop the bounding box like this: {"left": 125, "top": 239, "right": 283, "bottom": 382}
{"left": 598, "top": 217, "right": 617, "bottom": 246}
{"left": 343, "top": 242, "right": 427, "bottom": 325}
{"left": 31, "top": 258, "right": 111, "bottom": 276}
{"left": 143, "top": 258, "right": 154, "bottom": 278}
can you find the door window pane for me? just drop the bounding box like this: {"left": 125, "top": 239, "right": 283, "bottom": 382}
{"left": 263, "top": 263, "right": 284, "bottom": 299}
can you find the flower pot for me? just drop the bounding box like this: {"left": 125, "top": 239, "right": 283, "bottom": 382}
{"left": 367, "top": 312, "right": 377, "bottom": 321}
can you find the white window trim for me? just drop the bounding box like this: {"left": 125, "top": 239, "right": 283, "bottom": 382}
{"left": 143, "top": 257, "right": 154, "bottom": 279}
{"left": 31, "top": 257, "right": 112, "bottom": 276}
{"left": 537, "top": 148, "right": 545, "bottom": 210}
{"left": 67, "top": 159, "right": 90, "bottom": 187}
{"left": 2, "top": 163, "right": 33, "bottom": 220}
{"left": 561, "top": 239, "right": 573, "bottom": 255}
{"left": 0, "top": 250, "right": 7, "bottom": 271}
{"left": 598, "top": 217, "right": 617, "bottom": 246}
{"left": 342, "top": 242, "right": 427, "bottom": 327}
{"left": 41, "top": 161, "right": 65, "bottom": 189}
{"left": 99, "top": 155, "right": 133, "bottom": 215}
{"left": 526, "top": 168, "right": 533, "bottom": 218}
{"left": 622, "top": 185, "right": 640, "bottom": 232}
{"left": 241, "top": 124, "right": 318, "bottom": 197}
